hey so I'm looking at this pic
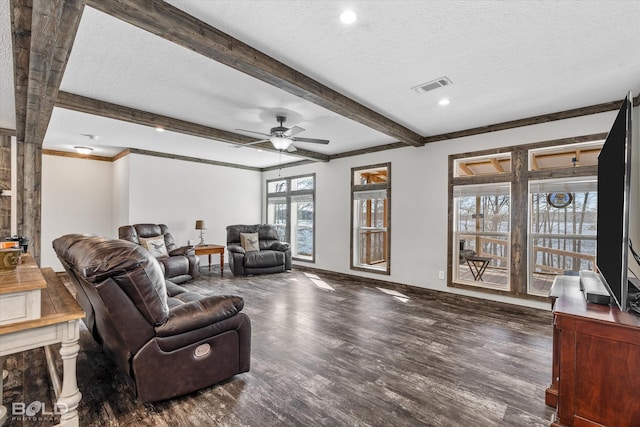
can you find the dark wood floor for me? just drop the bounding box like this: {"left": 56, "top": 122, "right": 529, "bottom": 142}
{"left": 3, "top": 267, "right": 555, "bottom": 426}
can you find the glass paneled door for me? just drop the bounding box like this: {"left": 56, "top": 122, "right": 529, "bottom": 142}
{"left": 528, "top": 178, "right": 598, "bottom": 296}
{"left": 266, "top": 174, "right": 316, "bottom": 261}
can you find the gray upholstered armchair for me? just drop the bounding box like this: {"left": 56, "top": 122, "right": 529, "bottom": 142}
{"left": 226, "top": 224, "right": 292, "bottom": 276}
{"left": 119, "top": 223, "right": 199, "bottom": 284}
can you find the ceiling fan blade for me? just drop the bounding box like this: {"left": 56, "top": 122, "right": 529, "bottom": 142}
{"left": 291, "top": 136, "right": 330, "bottom": 144}
{"left": 286, "top": 145, "right": 298, "bottom": 152}
{"left": 230, "top": 139, "right": 269, "bottom": 148}
{"left": 285, "top": 126, "right": 305, "bottom": 137}
{"left": 235, "top": 128, "right": 272, "bottom": 137}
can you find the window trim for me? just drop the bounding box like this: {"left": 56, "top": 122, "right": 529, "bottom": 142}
{"left": 350, "top": 162, "right": 391, "bottom": 275}
{"left": 266, "top": 173, "right": 316, "bottom": 262}
{"left": 447, "top": 133, "right": 604, "bottom": 301}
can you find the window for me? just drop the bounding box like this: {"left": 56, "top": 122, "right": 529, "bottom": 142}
{"left": 351, "top": 163, "right": 390, "bottom": 274}
{"left": 453, "top": 183, "right": 511, "bottom": 290}
{"left": 454, "top": 153, "right": 511, "bottom": 177}
{"left": 528, "top": 179, "right": 598, "bottom": 296}
{"left": 448, "top": 137, "right": 603, "bottom": 300}
{"left": 266, "top": 174, "right": 315, "bottom": 261}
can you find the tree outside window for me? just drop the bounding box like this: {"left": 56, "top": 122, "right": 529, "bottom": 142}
{"left": 266, "top": 174, "right": 315, "bottom": 261}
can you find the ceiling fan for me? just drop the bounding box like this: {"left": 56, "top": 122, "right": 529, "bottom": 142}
{"left": 235, "top": 116, "right": 330, "bottom": 151}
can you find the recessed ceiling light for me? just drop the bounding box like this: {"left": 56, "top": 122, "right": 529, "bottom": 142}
{"left": 155, "top": 127, "right": 165, "bottom": 132}
{"left": 340, "top": 10, "right": 357, "bottom": 24}
{"left": 74, "top": 146, "right": 93, "bottom": 155}
{"left": 439, "top": 98, "right": 451, "bottom": 106}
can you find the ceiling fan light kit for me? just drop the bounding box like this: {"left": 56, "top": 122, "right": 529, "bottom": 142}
{"left": 270, "top": 136, "right": 292, "bottom": 150}
{"left": 235, "top": 115, "right": 330, "bottom": 151}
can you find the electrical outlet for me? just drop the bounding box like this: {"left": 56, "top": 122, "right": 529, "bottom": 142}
{"left": 438, "top": 271, "right": 445, "bottom": 280}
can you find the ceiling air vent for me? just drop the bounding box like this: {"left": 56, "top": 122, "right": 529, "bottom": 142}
{"left": 411, "top": 76, "right": 453, "bottom": 94}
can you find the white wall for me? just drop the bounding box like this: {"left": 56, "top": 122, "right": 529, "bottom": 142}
{"left": 125, "top": 154, "right": 262, "bottom": 257}
{"left": 41, "top": 155, "right": 114, "bottom": 269}
{"left": 112, "top": 155, "right": 130, "bottom": 231}
{"left": 41, "top": 152, "right": 262, "bottom": 270}
{"left": 263, "top": 111, "right": 619, "bottom": 310}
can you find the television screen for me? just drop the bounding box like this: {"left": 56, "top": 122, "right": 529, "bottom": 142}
{"left": 596, "top": 93, "right": 635, "bottom": 311}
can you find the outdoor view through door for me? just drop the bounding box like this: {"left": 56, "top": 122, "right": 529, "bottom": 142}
{"left": 449, "top": 138, "right": 603, "bottom": 300}
{"left": 351, "top": 163, "right": 390, "bottom": 274}
{"left": 266, "top": 174, "right": 315, "bottom": 261}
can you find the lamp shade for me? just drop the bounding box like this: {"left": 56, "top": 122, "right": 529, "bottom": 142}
{"left": 270, "top": 136, "right": 292, "bottom": 150}
{"left": 195, "top": 220, "right": 207, "bottom": 230}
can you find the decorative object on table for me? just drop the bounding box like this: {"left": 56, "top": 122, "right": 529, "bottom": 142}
{"left": 226, "top": 224, "right": 291, "bottom": 276}
{"left": 0, "top": 247, "right": 22, "bottom": 274}
{"left": 195, "top": 220, "right": 207, "bottom": 245}
{"left": 4, "top": 235, "right": 29, "bottom": 253}
{"left": 118, "top": 223, "right": 199, "bottom": 283}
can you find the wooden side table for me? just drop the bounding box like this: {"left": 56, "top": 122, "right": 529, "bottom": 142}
{"left": 194, "top": 244, "right": 225, "bottom": 277}
{"left": 0, "top": 267, "right": 84, "bottom": 427}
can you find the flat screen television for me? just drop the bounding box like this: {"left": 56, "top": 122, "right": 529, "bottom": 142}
{"left": 596, "top": 91, "right": 640, "bottom": 311}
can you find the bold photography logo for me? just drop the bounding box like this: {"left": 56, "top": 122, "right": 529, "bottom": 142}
{"left": 11, "top": 401, "right": 68, "bottom": 420}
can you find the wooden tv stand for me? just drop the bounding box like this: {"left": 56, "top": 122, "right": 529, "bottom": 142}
{"left": 546, "top": 275, "right": 640, "bottom": 426}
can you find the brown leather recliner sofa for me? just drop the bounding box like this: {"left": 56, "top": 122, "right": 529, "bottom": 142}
{"left": 119, "top": 223, "right": 199, "bottom": 283}
{"left": 53, "top": 234, "right": 251, "bottom": 402}
{"left": 226, "top": 224, "right": 292, "bottom": 276}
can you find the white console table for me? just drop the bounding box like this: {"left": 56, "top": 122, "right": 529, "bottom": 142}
{"left": 0, "top": 261, "right": 84, "bottom": 427}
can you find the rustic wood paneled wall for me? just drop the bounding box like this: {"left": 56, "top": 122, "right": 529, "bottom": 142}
{"left": 15, "top": 141, "right": 42, "bottom": 264}
{"left": 0, "top": 136, "right": 11, "bottom": 238}
{"left": 9, "top": 0, "right": 85, "bottom": 265}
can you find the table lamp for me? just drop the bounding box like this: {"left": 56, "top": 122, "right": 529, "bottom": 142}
{"left": 195, "top": 220, "right": 207, "bottom": 245}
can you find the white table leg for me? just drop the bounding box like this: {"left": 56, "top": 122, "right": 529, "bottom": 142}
{"left": 0, "top": 356, "right": 7, "bottom": 426}
{"left": 55, "top": 323, "right": 81, "bottom": 427}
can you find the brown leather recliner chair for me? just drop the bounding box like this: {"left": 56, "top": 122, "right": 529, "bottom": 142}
{"left": 226, "top": 224, "right": 292, "bottom": 276}
{"left": 119, "top": 223, "right": 199, "bottom": 283}
{"left": 53, "top": 234, "right": 251, "bottom": 402}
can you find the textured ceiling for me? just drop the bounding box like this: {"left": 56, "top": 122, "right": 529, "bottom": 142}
{"left": 1, "top": 1, "right": 640, "bottom": 168}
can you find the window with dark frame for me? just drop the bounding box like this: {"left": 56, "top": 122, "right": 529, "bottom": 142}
{"left": 448, "top": 137, "right": 603, "bottom": 301}
{"left": 266, "top": 174, "right": 315, "bottom": 262}
{"left": 351, "top": 163, "right": 391, "bottom": 275}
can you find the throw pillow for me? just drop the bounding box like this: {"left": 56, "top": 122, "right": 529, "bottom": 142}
{"left": 139, "top": 235, "right": 169, "bottom": 258}
{"left": 240, "top": 232, "right": 260, "bottom": 252}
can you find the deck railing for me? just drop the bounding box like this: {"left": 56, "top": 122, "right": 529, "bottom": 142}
{"left": 459, "top": 233, "right": 596, "bottom": 273}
